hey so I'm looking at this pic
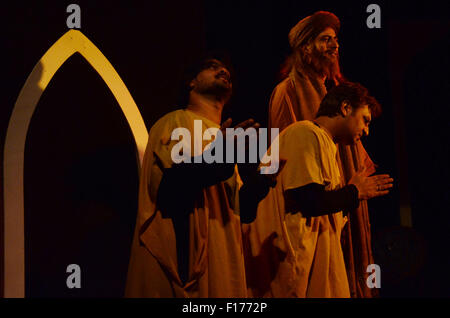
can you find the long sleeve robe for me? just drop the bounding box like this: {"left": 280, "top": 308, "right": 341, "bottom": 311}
{"left": 125, "top": 109, "right": 247, "bottom": 297}
{"left": 244, "top": 121, "right": 351, "bottom": 297}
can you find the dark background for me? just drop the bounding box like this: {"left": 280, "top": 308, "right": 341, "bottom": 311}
{"left": 1, "top": 0, "right": 449, "bottom": 297}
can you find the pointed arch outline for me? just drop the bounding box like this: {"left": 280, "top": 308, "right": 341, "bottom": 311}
{"left": 3, "top": 29, "right": 148, "bottom": 297}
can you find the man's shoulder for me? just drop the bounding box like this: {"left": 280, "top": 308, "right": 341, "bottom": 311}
{"left": 150, "top": 109, "right": 186, "bottom": 132}
{"left": 269, "top": 77, "right": 297, "bottom": 110}
{"left": 281, "top": 120, "right": 324, "bottom": 145}
{"left": 146, "top": 109, "right": 189, "bottom": 145}
{"left": 276, "top": 121, "right": 323, "bottom": 161}
{"left": 272, "top": 76, "right": 295, "bottom": 94}
{"left": 154, "top": 109, "right": 186, "bottom": 124}
{"left": 283, "top": 121, "right": 336, "bottom": 157}
{"left": 284, "top": 120, "right": 317, "bottom": 135}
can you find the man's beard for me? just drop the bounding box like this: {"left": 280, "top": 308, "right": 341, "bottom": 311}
{"left": 303, "top": 47, "right": 341, "bottom": 81}
{"left": 198, "top": 80, "right": 232, "bottom": 102}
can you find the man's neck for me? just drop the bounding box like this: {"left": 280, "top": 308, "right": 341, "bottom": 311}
{"left": 295, "top": 63, "right": 326, "bottom": 82}
{"left": 313, "top": 116, "right": 339, "bottom": 143}
{"left": 187, "top": 92, "right": 224, "bottom": 124}
{"left": 309, "top": 66, "right": 327, "bottom": 82}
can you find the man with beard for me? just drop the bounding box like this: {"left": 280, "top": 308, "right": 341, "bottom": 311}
{"left": 266, "top": 11, "right": 378, "bottom": 297}
{"left": 244, "top": 82, "right": 393, "bottom": 297}
{"left": 125, "top": 54, "right": 271, "bottom": 297}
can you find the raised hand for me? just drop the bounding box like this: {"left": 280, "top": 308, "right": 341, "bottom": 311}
{"left": 348, "top": 168, "right": 394, "bottom": 200}
{"left": 220, "top": 118, "right": 261, "bottom": 136}
{"left": 220, "top": 118, "right": 261, "bottom": 163}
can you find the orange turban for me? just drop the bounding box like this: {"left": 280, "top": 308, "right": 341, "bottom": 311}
{"left": 288, "top": 11, "right": 340, "bottom": 50}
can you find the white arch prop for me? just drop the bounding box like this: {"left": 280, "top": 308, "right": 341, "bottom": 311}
{"left": 3, "top": 29, "right": 148, "bottom": 297}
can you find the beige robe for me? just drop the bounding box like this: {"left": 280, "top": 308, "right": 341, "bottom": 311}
{"left": 244, "top": 121, "right": 350, "bottom": 297}
{"left": 266, "top": 68, "right": 377, "bottom": 298}
{"left": 125, "top": 109, "right": 247, "bottom": 297}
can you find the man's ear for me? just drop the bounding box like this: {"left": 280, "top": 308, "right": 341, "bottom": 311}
{"left": 189, "top": 78, "right": 196, "bottom": 89}
{"left": 340, "top": 101, "right": 352, "bottom": 117}
{"left": 304, "top": 41, "right": 313, "bottom": 54}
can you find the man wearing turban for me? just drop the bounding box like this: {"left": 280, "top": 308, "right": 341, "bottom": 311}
{"left": 244, "top": 11, "right": 378, "bottom": 298}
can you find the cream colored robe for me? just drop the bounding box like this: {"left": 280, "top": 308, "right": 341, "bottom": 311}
{"left": 267, "top": 69, "right": 377, "bottom": 298}
{"left": 125, "top": 109, "right": 246, "bottom": 297}
{"left": 243, "top": 121, "right": 350, "bottom": 297}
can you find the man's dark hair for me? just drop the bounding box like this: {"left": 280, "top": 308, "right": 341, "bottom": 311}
{"left": 316, "top": 81, "right": 382, "bottom": 118}
{"left": 176, "top": 51, "right": 234, "bottom": 107}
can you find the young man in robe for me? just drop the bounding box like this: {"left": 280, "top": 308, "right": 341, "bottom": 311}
{"left": 268, "top": 11, "right": 379, "bottom": 297}
{"left": 125, "top": 54, "right": 274, "bottom": 297}
{"left": 244, "top": 81, "right": 393, "bottom": 297}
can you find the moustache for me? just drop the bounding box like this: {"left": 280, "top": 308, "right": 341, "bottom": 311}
{"left": 216, "top": 73, "right": 231, "bottom": 84}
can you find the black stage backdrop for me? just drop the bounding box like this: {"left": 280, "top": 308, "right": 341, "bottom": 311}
{"left": 0, "top": 0, "right": 449, "bottom": 297}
